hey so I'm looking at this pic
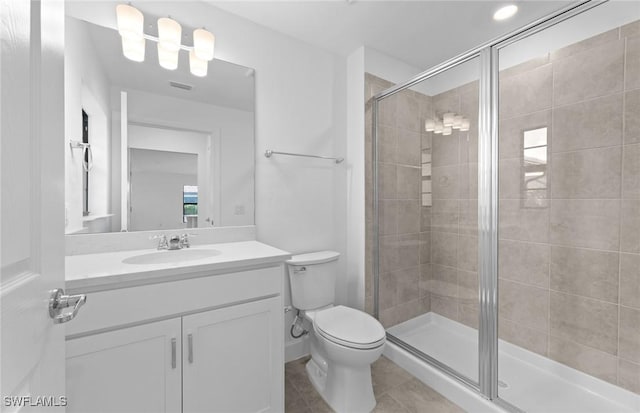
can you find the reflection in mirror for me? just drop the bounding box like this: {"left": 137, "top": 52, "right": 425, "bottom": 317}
{"left": 64, "top": 14, "right": 255, "bottom": 234}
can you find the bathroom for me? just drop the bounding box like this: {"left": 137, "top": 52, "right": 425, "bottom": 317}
{"left": 1, "top": 0, "right": 639, "bottom": 412}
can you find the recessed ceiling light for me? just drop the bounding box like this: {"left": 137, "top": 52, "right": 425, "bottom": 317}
{"left": 493, "top": 4, "right": 518, "bottom": 21}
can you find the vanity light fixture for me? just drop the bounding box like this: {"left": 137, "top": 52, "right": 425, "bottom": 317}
{"left": 425, "top": 113, "right": 470, "bottom": 135}
{"left": 116, "top": 4, "right": 215, "bottom": 76}
{"left": 493, "top": 4, "right": 518, "bottom": 21}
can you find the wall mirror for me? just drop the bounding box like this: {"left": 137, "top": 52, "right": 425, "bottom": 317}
{"left": 64, "top": 7, "right": 255, "bottom": 234}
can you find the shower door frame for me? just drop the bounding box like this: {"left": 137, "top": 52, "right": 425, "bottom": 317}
{"left": 371, "top": 1, "right": 606, "bottom": 410}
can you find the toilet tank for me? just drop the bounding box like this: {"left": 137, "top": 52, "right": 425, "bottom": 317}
{"left": 286, "top": 251, "right": 340, "bottom": 310}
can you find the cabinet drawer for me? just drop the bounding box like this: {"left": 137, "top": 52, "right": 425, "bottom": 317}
{"left": 66, "top": 266, "right": 283, "bottom": 337}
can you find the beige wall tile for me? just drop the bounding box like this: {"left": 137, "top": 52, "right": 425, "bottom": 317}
{"left": 552, "top": 93, "right": 623, "bottom": 152}
{"left": 621, "top": 200, "right": 640, "bottom": 253}
{"left": 499, "top": 240, "right": 549, "bottom": 288}
{"left": 500, "top": 64, "right": 552, "bottom": 120}
{"left": 397, "top": 90, "right": 420, "bottom": 132}
{"left": 379, "top": 163, "right": 397, "bottom": 199}
{"left": 379, "top": 200, "right": 398, "bottom": 236}
{"left": 431, "top": 231, "right": 458, "bottom": 267}
{"left": 550, "top": 199, "right": 620, "bottom": 250}
{"left": 398, "top": 233, "right": 420, "bottom": 270}
{"left": 626, "top": 37, "right": 640, "bottom": 91}
{"left": 550, "top": 246, "right": 619, "bottom": 303}
{"left": 396, "top": 266, "right": 421, "bottom": 305}
{"left": 551, "top": 146, "right": 622, "bottom": 199}
{"left": 623, "top": 143, "right": 640, "bottom": 199}
{"left": 430, "top": 293, "right": 458, "bottom": 321}
{"left": 500, "top": 55, "right": 550, "bottom": 80}
{"left": 432, "top": 89, "right": 459, "bottom": 115}
{"left": 550, "top": 291, "right": 618, "bottom": 354}
{"left": 548, "top": 336, "right": 618, "bottom": 384}
{"left": 421, "top": 206, "right": 432, "bottom": 232}
{"left": 432, "top": 133, "right": 460, "bottom": 167}
{"left": 619, "top": 359, "right": 640, "bottom": 394}
{"left": 379, "top": 125, "right": 397, "bottom": 164}
{"left": 457, "top": 235, "right": 478, "bottom": 272}
{"left": 397, "top": 129, "right": 421, "bottom": 166}
{"left": 419, "top": 264, "right": 432, "bottom": 298}
{"left": 457, "top": 269, "right": 478, "bottom": 307}
{"left": 431, "top": 199, "right": 458, "bottom": 233}
{"left": 551, "top": 28, "right": 620, "bottom": 60}
{"left": 420, "top": 232, "right": 431, "bottom": 265}
{"left": 553, "top": 40, "right": 624, "bottom": 106}
{"left": 499, "top": 279, "right": 549, "bottom": 332}
{"left": 397, "top": 200, "right": 420, "bottom": 234}
{"left": 458, "top": 303, "right": 479, "bottom": 330}
{"left": 621, "top": 20, "right": 640, "bottom": 38}
{"left": 499, "top": 318, "right": 548, "bottom": 356}
{"left": 624, "top": 90, "right": 640, "bottom": 144}
{"left": 459, "top": 131, "right": 478, "bottom": 165}
{"left": 620, "top": 254, "right": 640, "bottom": 309}
{"left": 499, "top": 110, "right": 552, "bottom": 159}
{"left": 458, "top": 162, "right": 478, "bottom": 200}
{"left": 397, "top": 166, "right": 420, "bottom": 199}
{"left": 379, "top": 93, "right": 398, "bottom": 128}
{"left": 619, "top": 306, "right": 640, "bottom": 363}
{"left": 380, "top": 235, "right": 399, "bottom": 273}
{"left": 499, "top": 158, "right": 525, "bottom": 200}
{"left": 499, "top": 199, "right": 549, "bottom": 243}
{"left": 458, "top": 199, "right": 478, "bottom": 236}
{"left": 427, "top": 264, "right": 458, "bottom": 299}
{"left": 379, "top": 270, "right": 398, "bottom": 311}
{"left": 432, "top": 165, "right": 460, "bottom": 200}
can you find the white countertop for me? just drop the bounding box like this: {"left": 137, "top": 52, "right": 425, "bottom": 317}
{"left": 65, "top": 241, "right": 291, "bottom": 292}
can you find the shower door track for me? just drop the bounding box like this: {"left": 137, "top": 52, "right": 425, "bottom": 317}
{"left": 371, "top": 1, "right": 607, "bottom": 411}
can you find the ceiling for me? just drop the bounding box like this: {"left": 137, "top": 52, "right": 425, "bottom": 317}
{"left": 207, "top": 1, "right": 573, "bottom": 70}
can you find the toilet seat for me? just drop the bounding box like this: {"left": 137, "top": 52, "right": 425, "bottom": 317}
{"left": 313, "top": 305, "right": 386, "bottom": 350}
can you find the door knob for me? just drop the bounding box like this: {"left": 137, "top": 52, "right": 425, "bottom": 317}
{"left": 49, "top": 288, "right": 87, "bottom": 324}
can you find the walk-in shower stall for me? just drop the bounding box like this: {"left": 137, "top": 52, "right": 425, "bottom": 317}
{"left": 368, "top": 1, "right": 640, "bottom": 411}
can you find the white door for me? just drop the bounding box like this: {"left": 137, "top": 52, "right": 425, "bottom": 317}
{"left": 182, "top": 297, "right": 284, "bottom": 413}
{"left": 66, "top": 318, "right": 182, "bottom": 413}
{"left": 1, "top": 0, "right": 67, "bottom": 410}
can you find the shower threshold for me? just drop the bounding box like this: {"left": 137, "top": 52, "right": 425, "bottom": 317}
{"left": 386, "top": 312, "right": 639, "bottom": 413}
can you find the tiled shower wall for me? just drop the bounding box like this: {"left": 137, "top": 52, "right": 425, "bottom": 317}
{"left": 365, "top": 19, "right": 640, "bottom": 395}
{"left": 364, "top": 74, "right": 432, "bottom": 327}
{"left": 496, "top": 20, "right": 640, "bottom": 394}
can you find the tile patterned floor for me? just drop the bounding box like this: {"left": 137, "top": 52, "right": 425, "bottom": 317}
{"left": 285, "top": 356, "right": 464, "bottom": 413}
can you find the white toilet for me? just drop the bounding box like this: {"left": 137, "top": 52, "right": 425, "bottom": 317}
{"left": 286, "top": 251, "right": 386, "bottom": 413}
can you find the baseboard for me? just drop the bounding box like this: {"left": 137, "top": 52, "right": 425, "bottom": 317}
{"left": 285, "top": 336, "right": 309, "bottom": 363}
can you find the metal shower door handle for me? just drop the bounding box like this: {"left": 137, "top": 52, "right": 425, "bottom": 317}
{"left": 49, "top": 288, "right": 87, "bottom": 324}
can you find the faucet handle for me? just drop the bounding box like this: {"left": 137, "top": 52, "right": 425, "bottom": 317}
{"left": 179, "top": 233, "right": 196, "bottom": 248}
{"left": 150, "top": 234, "right": 169, "bottom": 250}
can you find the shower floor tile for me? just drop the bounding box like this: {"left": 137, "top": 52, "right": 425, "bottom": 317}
{"left": 284, "top": 355, "right": 464, "bottom": 413}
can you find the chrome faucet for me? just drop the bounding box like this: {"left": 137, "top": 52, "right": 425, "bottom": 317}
{"left": 151, "top": 233, "right": 193, "bottom": 250}
{"left": 168, "top": 235, "right": 181, "bottom": 250}
{"left": 151, "top": 234, "right": 169, "bottom": 250}
{"left": 179, "top": 233, "right": 192, "bottom": 249}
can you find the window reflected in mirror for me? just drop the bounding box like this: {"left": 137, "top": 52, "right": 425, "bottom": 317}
{"left": 522, "top": 127, "right": 548, "bottom": 208}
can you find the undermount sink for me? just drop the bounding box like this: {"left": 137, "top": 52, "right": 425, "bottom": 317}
{"left": 122, "top": 249, "right": 221, "bottom": 265}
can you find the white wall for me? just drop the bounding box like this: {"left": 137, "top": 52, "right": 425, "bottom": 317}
{"left": 64, "top": 16, "right": 112, "bottom": 234}
{"left": 66, "top": 1, "right": 349, "bottom": 361}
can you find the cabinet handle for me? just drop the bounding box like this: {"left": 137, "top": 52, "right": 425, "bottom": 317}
{"left": 188, "top": 333, "right": 193, "bottom": 364}
{"left": 171, "top": 338, "right": 177, "bottom": 369}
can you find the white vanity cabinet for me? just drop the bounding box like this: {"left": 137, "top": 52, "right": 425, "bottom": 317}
{"left": 65, "top": 263, "right": 285, "bottom": 413}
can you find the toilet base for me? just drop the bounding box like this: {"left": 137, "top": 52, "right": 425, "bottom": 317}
{"left": 305, "top": 357, "right": 377, "bottom": 413}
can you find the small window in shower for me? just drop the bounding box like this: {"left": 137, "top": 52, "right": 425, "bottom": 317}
{"left": 522, "top": 127, "right": 548, "bottom": 208}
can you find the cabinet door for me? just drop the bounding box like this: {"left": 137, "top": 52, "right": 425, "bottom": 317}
{"left": 183, "top": 296, "right": 284, "bottom": 413}
{"left": 66, "top": 318, "right": 182, "bottom": 413}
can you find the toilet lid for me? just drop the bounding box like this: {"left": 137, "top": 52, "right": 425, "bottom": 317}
{"left": 314, "top": 306, "right": 386, "bottom": 349}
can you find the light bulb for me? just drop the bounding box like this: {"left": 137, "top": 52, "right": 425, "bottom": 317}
{"left": 189, "top": 50, "right": 208, "bottom": 77}
{"left": 424, "top": 119, "right": 435, "bottom": 132}
{"left": 434, "top": 121, "right": 444, "bottom": 134}
{"left": 443, "top": 126, "right": 453, "bottom": 136}
{"left": 116, "top": 4, "right": 144, "bottom": 41}
{"left": 158, "top": 17, "right": 182, "bottom": 52}
{"left": 193, "top": 29, "right": 215, "bottom": 61}
{"left": 157, "top": 43, "right": 178, "bottom": 70}
{"left": 443, "top": 112, "right": 455, "bottom": 127}
{"left": 460, "top": 118, "right": 470, "bottom": 132}
{"left": 493, "top": 5, "right": 518, "bottom": 21}
{"left": 453, "top": 115, "right": 463, "bottom": 129}
{"left": 121, "top": 36, "right": 145, "bottom": 62}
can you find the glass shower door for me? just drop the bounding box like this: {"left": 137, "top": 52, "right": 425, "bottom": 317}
{"left": 370, "top": 56, "right": 482, "bottom": 386}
